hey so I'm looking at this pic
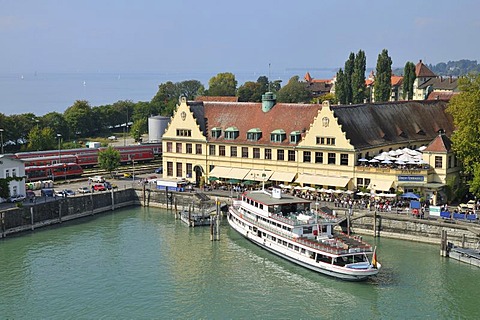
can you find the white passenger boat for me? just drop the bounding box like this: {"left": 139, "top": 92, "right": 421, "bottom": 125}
{"left": 228, "top": 188, "right": 380, "bottom": 281}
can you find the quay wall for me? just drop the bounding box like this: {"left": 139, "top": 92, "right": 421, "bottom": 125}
{"left": 349, "top": 212, "right": 480, "bottom": 249}
{"left": 2, "top": 187, "right": 479, "bottom": 250}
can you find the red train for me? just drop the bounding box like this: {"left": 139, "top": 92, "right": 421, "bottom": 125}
{"left": 15, "top": 143, "right": 162, "bottom": 168}
{"left": 25, "top": 163, "right": 84, "bottom": 182}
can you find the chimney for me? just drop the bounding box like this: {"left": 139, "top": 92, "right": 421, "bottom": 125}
{"left": 449, "top": 76, "right": 452, "bottom": 83}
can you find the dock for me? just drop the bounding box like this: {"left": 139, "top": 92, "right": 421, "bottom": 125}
{"left": 448, "top": 246, "right": 480, "bottom": 267}
{"left": 180, "top": 207, "right": 215, "bottom": 227}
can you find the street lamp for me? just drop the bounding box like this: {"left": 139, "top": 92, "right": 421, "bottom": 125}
{"left": 0, "top": 128, "right": 4, "bottom": 154}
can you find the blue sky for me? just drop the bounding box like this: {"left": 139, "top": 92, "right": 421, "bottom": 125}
{"left": 1, "top": 0, "right": 479, "bottom": 76}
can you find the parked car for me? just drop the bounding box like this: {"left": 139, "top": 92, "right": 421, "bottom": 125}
{"left": 89, "top": 175, "right": 105, "bottom": 183}
{"left": 55, "top": 190, "right": 66, "bottom": 197}
{"left": 26, "top": 190, "right": 36, "bottom": 199}
{"left": 155, "top": 166, "right": 163, "bottom": 174}
{"left": 123, "top": 173, "right": 132, "bottom": 178}
{"left": 8, "top": 194, "right": 26, "bottom": 203}
{"left": 63, "top": 189, "right": 76, "bottom": 196}
{"left": 103, "top": 181, "right": 118, "bottom": 190}
{"left": 41, "top": 188, "right": 54, "bottom": 197}
{"left": 77, "top": 186, "right": 91, "bottom": 194}
{"left": 93, "top": 184, "right": 106, "bottom": 191}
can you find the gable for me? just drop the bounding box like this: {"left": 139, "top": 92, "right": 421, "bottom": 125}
{"left": 162, "top": 97, "right": 206, "bottom": 141}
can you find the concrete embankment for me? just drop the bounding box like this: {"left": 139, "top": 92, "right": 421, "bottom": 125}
{"left": 1, "top": 187, "right": 479, "bottom": 250}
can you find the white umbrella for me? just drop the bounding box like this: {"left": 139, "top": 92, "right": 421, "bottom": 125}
{"left": 358, "top": 158, "right": 369, "bottom": 162}
{"left": 345, "top": 190, "right": 354, "bottom": 194}
{"left": 378, "top": 192, "right": 387, "bottom": 197}
{"left": 356, "top": 191, "right": 365, "bottom": 196}
{"left": 417, "top": 159, "right": 428, "bottom": 164}
{"left": 308, "top": 187, "right": 316, "bottom": 192}
{"left": 325, "top": 189, "right": 333, "bottom": 194}
{"left": 319, "top": 188, "right": 327, "bottom": 193}
{"left": 385, "top": 193, "right": 397, "bottom": 197}
{"left": 369, "top": 159, "right": 380, "bottom": 163}
{"left": 407, "top": 160, "right": 418, "bottom": 165}
{"left": 279, "top": 184, "right": 285, "bottom": 188}
{"left": 294, "top": 186, "right": 302, "bottom": 190}
{"left": 334, "top": 189, "right": 344, "bottom": 194}
{"left": 381, "top": 159, "right": 393, "bottom": 164}
{"left": 395, "top": 160, "right": 406, "bottom": 165}
{"left": 417, "top": 146, "right": 427, "bottom": 151}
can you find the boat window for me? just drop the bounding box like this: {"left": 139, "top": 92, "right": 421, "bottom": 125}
{"left": 333, "top": 256, "right": 349, "bottom": 266}
{"left": 301, "top": 248, "right": 306, "bottom": 254}
{"left": 288, "top": 243, "right": 293, "bottom": 249}
{"left": 272, "top": 236, "right": 276, "bottom": 241}
{"left": 316, "top": 254, "right": 332, "bottom": 264}
{"left": 354, "top": 254, "right": 367, "bottom": 262}
{"left": 294, "top": 246, "right": 299, "bottom": 251}
{"left": 303, "top": 226, "right": 313, "bottom": 234}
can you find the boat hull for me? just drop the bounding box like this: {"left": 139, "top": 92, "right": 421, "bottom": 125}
{"left": 228, "top": 208, "right": 379, "bottom": 281}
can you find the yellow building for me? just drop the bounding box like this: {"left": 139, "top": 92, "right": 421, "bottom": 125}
{"left": 161, "top": 95, "right": 459, "bottom": 204}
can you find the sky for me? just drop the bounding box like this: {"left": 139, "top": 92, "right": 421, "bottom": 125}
{"left": 1, "top": 0, "right": 479, "bottom": 76}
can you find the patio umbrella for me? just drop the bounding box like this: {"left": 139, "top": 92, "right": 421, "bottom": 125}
{"left": 381, "top": 159, "right": 393, "bottom": 164}
{"left": 356, "top": 191, "right": 365, "bottom": 196}
{"left": 208, "top": 176, "right": 219, "bottom": 181}
{"left": 334, "top": 189, "right": 344, "bottom": 194}
{"left": 369, "top": 159, "right": 380, "bottom": 163}
{"left": 227, "top": 179, "right": 240, "bottom": 184}
{"left": 400, "top": 192, "right": 420, "bottom": 200}
{"left": 242, "top": 180, "right": 255, "bottom": 185}
{"left": 358, "top": 158, "right": 369, "bottom": 162}
{"left": 345, "top": 190, "right": 354, "bottom": 195}
{"left": 395, "top": 160, "right": 406, "bottom": 165}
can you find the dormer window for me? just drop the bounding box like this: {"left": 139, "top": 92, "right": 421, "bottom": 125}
{"left": 211, "top": 127, "right": 222, "bottom": 139}
{"left": 270, "top": 129, "right": 286, "bottom": 142}
{"left": 290, "top": 131, "right": 301, "bottom": 143}
{"left": 225, "top": 127, "right": 239, "bottom": 140}
{"left": 247, "top": 128, "right": 262, "bottom": 141}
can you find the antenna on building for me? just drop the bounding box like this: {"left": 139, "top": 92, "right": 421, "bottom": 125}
{"left": 268, "top": 63, "right": 271, "bottom": 92}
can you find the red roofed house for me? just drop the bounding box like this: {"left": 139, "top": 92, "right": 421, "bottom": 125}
{"left": 413, "top": 60, "right": 459, "bottom": 100}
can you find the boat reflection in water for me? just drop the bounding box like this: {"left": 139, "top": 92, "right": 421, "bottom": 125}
{"left": 228, "top": 187, "right": 380, "bottom": 281}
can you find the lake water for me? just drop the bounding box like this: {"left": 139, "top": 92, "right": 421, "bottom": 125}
{"left": 1, "top": 206, "right": 477, "bottom": 319}
{"left": 0, "top": 70, "right": 325, "bottom": 116}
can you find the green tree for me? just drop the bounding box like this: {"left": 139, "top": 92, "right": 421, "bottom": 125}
{"left": 237, "top": 81, "right": 262, "bottom": 102}
{"left": 374, "top": 49, "right": 393, "bottom": 102}
{"left": 63, "top": 100, "right": 93, "bottom": 138}
{"left": 402, "top": 61, "right": 416, "bottom": 100}
{"left": 98, "top": 146, "right": 121, "bottom": 177}
{"left": 312, "top": 92, "right": 338, "bottom": 105}
{"left": 206, "top": 72, "right": 237, "bottom": 96}
{"left": 130, "top": 118, "right": 147, "bottom": 142}
{"left": 276, "top": 76, "right": 311, "bottom": 103}
{"left": 27, "top": 127, "right": 56, "bottom": 151}
{"left": 344, "top": 52, "right": 355, "bottom": 103}
{"left": 352, "top": 50, "right": 366, "bottom": 104}
{"left": 335, "top": 69, "right": 346, "bottom": 104}
{"left": 446, "top": 74, "right": 480, "bottom": 195}
{"left": 178, "top": 80, "right": 205, "bottom": 100}
{"left": 41, "top": 112, "right": 68, "bottom": 138}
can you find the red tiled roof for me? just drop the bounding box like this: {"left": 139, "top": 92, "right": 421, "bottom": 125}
{"left": 427, "top": 91, "right": 459, "bottom": 101}
{"left": 202, "top": 102, "right": 322, "bottom": 146}
{"left": 391, "top": 75, "right": 403, "bottom": 86}
{"left": 415, "top": 60, "right": 436, "bottom": 78}
{"left": 195, "top": 96, "right": 239, "bottom": 102}
{"left": 423, "top": 133, "right": 452, "bottom": 152}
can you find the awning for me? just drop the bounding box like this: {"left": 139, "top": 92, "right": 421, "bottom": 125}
{"left": 247, "top": 169, "right": 273, "bottom": 181}
{"left": 227, "top": 168, "right": 250, "bottom": 180}
{"left": 270, "top": 171, "right": 297, "bottom": 182}
{"left": 209, "top": 166, "right": 231, "bottom": 179}
{"left": 295, "top": 174, "right": 351, "bottom": 187}
{"left": 367, "top": 180, "right": 396, "bottom": 191}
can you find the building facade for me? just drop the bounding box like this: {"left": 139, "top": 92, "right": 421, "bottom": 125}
{"left": 0, "top": 155, "right": 26, "bottom": 201}
{"left": 161, "top": 96, "right": 460, "bottom": 205}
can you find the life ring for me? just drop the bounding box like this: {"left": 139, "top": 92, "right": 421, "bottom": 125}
{"left": 412, "top": 209, "right": 419, "bottom": 215}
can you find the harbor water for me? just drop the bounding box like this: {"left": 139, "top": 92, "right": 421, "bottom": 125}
{"left": 0, "top": 207, "right": 478, "bottom": 319}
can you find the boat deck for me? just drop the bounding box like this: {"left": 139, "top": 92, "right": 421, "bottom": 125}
{"left": 449, "top": 246, "right": 480, "bottom": 268}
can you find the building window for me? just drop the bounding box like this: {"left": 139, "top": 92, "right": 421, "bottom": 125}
{"left": 195, "top": 144, "right": 202, "bottom": 155}
{"left": 166, "top": 142, "right": 173, "bottom": 153}
{"left": 303, "top": 151, "right": 311, "bottom": 163}
{"left": 209, "top": 144, "right": 216, "bottom": 156}
{"left": 435, "top": 156, "right": 443, "bottom": 168}
{"left": 277, "top": 149, "right": 284, "bottom": 161}
{"left": 315, "top": 152, "right": 323, "bottom": 164}
{"left": 288, "top": 150, "right": 296, "bottom": 162}
{"left": 219, "top": 145, "right": 226, "bottom": 156}
{"left": 364, "top": 178, "right": 371, "bottom": 187}
{"left": 176, "top": 129, "right": 192, "bottom": 137}
{"left": 186, "top": 143, "right": 192, "bottom": 154}
{"left": 448, "top": 155, "right": 452, "bottom": 169}
{"left": 316, "top": 137, "right": 336, "bottom": 145}
{"left": 211, "top": 127, "right": 222, "bottom": 138}
{"left": 176, "top": 162, "right": 183, "bottom": 177}
{"left": 253, "top": 148, "right": 260, "bottom": 159}
{"left": 231, "top": 146, "right": 237, "bottom": 157}
{"left": 328, "top": 152, "right": 336, "bottom": 164}
{"left": 270, "top": 129, "right": 286, "bottom": 142}
{"left": 340, "top": 154, "right": 348, "bottom": 166}
{"left": 357, "top": 178, "right": 364, "bottom": 186}
{"left": 12, "top": 169, "right": 16, "bottom": 177}
{"left": 265, "top": 148, "right": 272, "bottom": 160}
{"left": 247, "top": 129, "right": 262, "bottom": 141}
{"left": 167, "top": 162, "right": 173, "bottom": 177}
{"left": 225, "top": 127, "right": 239, "bottom": 140}
{"left": 290, "top": 131, "right": 301, "bottom": 143}
{"left": 242, "top": 147, "right": 249, "bottom": 158}
{"left": 176, "top": 143, "right": 182, "bottom": 153}
{"left": 186, "top": 163, "right": 193, "bottom": 178}
{"left": 5, "top": 169, "right": 10, "bottom": 178}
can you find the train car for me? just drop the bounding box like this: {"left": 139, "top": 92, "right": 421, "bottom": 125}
{"left": 21, "top": 154, "right": 78, "bottom": 167}
{"left": 25, "top": 163, "right": 83, "bottom": 182}
{"left": 118, "top": 148, "right": 155, "bottom": 164}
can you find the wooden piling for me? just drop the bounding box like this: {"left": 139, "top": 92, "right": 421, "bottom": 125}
{"left": 373, "top": 210, "right": 377, "bottom": 237}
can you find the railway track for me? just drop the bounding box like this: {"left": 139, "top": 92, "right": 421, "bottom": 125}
{"left": 82, "top": 159, "right": 162, "bottom": 179}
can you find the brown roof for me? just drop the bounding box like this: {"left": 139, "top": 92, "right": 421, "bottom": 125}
{"left": 427, "top": 91, "right": 459, "bottom": 101}
{"left": 187, "top": 100, "right": 455, "bottom": 151}
{"left": 418, "top": 76, "right": 458, "bottom": 91}
{"left": 195, "top": 96, "right": 239, "bottom": 102}
{"left": 415, "top": 60, "right": 436, "bottom": 78}
{"left": 391, "top": 75, "right": 403, "bottom": 86}
{"left": 423, "top": 133, "right": 452, "bottom": 152}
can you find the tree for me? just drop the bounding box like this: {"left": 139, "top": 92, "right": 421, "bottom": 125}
{"left": 344, "top": 52, "right": 355, "bottom": 104}
{"left": 446, "top": 73, "right": 480, "bottom": 196}
{"left": 27, "top": 127, "right": 56, "bottom": 151}
{"left": 98, "top": 146, "right": 121, "bottom": 177}
{"left": 374, "top": 49, "right": 393, "bottom": 102}
{"left": 130, "top": 118, "right": 147, "bottom": 142}
{"left": 335, "top": 69, "right": 346, "bottom": 104}
{"left": 206, "top": 72, "right": 237, "bottom": 96}
{"left": 178, "top": 80, "right": 204, "bottom": 100}
{"left": 402, "top": 61, "right": 416, "bottom": 100}
{"left": 352, "top": 50, "right": 366, "bottom": 104}
{"left": 276, "top": 76, "right": 311, "bottom": 103}
{"left": 237, "top": 81, "right": 262, "bottom": 102}
{"left": 312, "top": 92, "right": 338, "bottom": 105}
{"left": 63, "top": 100, "right": 93, "bottom": 138}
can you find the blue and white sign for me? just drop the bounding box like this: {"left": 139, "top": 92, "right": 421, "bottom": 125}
{"left": 398, "top": 175, "right": 424, "bottom": 182}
